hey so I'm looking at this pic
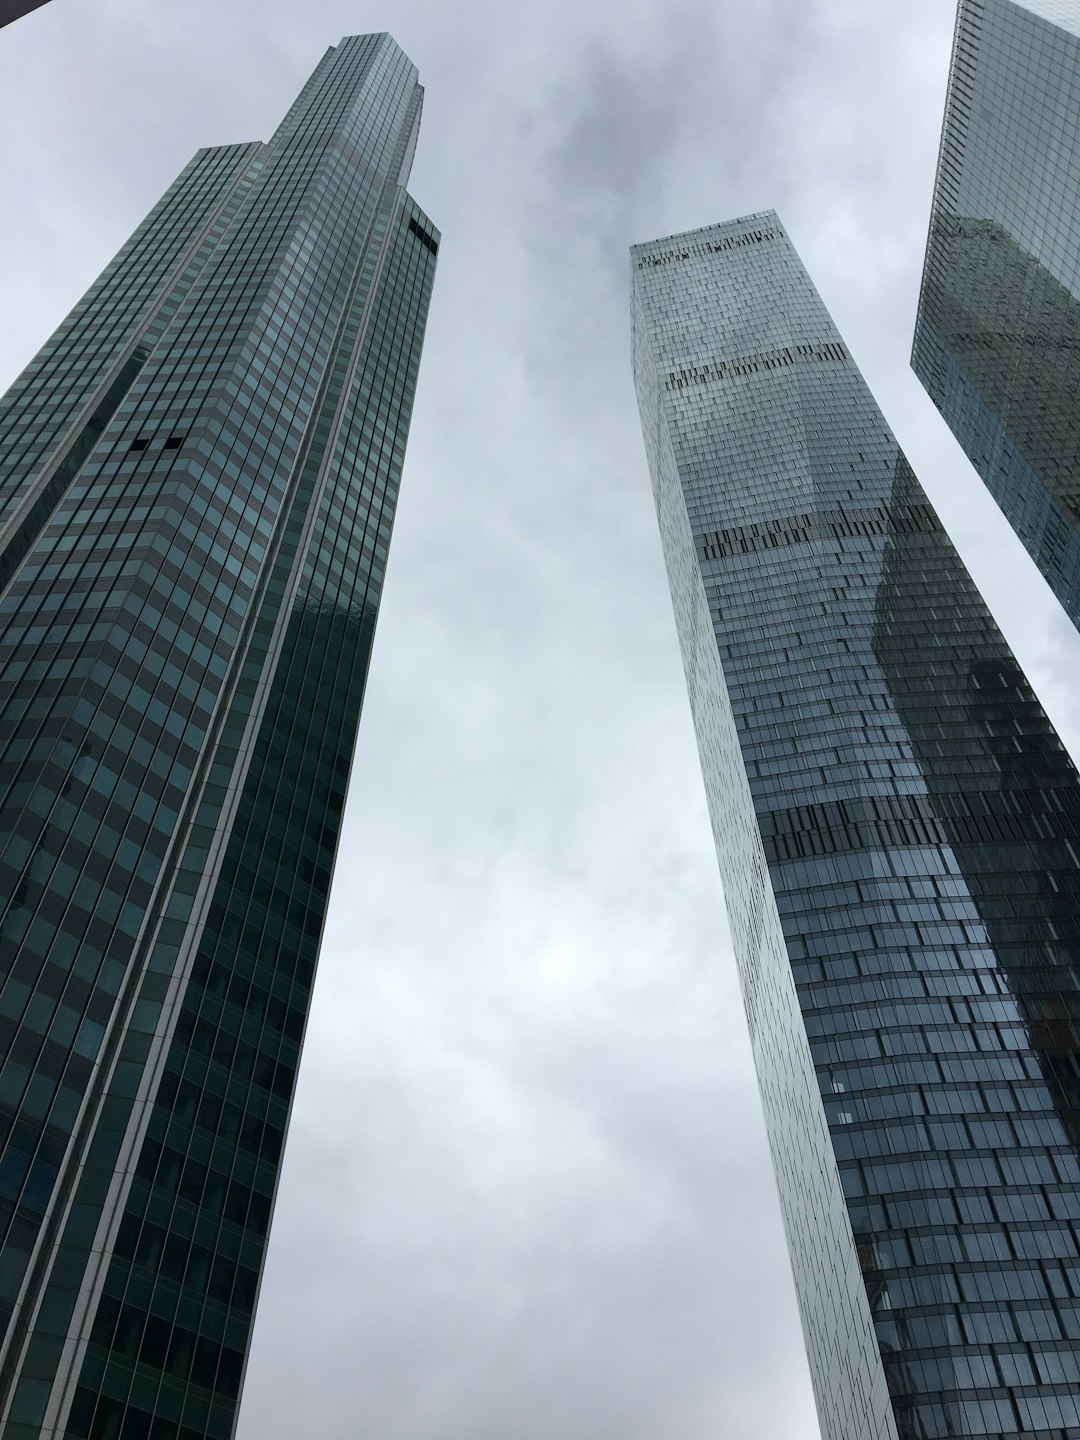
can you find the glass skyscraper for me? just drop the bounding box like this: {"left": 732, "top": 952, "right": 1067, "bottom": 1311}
{"left": 633, "top": 214, "right": 1080, "bottom": 1440}
{"left": 913, "top": 0, "right": 1080, "bottom": 630}
{"left": 0, "top": 33, "right": 437, "bottom": 1440}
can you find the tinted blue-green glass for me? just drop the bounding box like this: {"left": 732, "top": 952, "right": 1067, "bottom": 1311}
{"left": 0, "top": 34, "right": 437, "bottom": 1439}
{"left": 913, "top": 0, "right": 1080, "bottom": 630}
{"left": 633, "top": 214, "right": 1080, "bottom": 1440}
{"left": 0, "top": 141, "right": 264, "bottom": 591}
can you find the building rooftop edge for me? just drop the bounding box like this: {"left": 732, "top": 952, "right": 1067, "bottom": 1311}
{"left": 630, "top": 209, "right": 783, "bottom": 257}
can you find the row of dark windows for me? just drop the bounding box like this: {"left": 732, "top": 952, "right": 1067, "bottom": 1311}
{"left": 153, "top": 1069, "right": 285, "bottom": 1169}
{"left": 762, "top": 808, "right": 1080, "bottom": 863}
{"left": 666, "top": 339, "right": 848, "bottom": 392}
{"left": 113, "top": 1214, "right": 258, "bottom": 1316}
{"left": 635, "top": 225, "right": 777, "bottom": 268}
{"left": 406, "top": 215, "right": 438, "bottom": 255}
{"left": 88, "top": 1295, "right": 244, "bottom": 1397}
{"left": 127, "top": 434, "right": 186, "bottom": 454}
{"left": 134, "top": 1138, "right": 272, "bottom": 1238}
{"left": 68, "top": 1386, "right": 220, "bottom": 1440}
{"left": 696, "top": 501, "right": 939, "bottom": 562}
{"left": 761, "top": 786, "right": 1080, "bottom": 841}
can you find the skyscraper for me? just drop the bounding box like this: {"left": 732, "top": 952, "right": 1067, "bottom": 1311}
{"left": 913, "top": 0, "right": 1080, "bottom": 630}
{"left": 0, "top": 33, "right": 437, "bottom": 1440}
{"left": 632, "top": 214, "right": 1080, "bottom": 1440}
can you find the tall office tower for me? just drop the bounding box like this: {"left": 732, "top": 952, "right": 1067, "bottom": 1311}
{"left": 0, "top": 33, "right": 437, "bottom": 1440}
{"left": 632, "top": 213, "right": 1080, "bottom": 1440}
{"left": 913, "top": 0, "right": 1080, "bottom": 630}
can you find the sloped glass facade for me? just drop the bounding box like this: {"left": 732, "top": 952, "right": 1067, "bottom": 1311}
{"left": 633, "top": 213, "right": 1080, "bottom": 1440}
{"left": 0, "top": 34, "right": 437, "bottom": 1439}
{"left": 913, "top": 0, "right": 1080, "bottom": 630}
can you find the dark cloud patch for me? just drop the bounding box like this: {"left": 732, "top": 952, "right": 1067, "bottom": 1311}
{"left": 541, "top": 4, "right": 721, "bottom": 258}
{"left": 520, "top": 1, "right": 792, "bottom": 418}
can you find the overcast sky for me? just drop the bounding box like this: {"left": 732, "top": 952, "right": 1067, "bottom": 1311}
{"left": 3, "top": 2, "right": 1080, "bottom": 1438}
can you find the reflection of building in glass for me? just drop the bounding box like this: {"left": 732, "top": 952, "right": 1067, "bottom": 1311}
{"left": 913, "top": 0, "right": 1080, "bottom": 628}
{"left": 0, "top": 35, "right": 437, "bottom": 1439}
{"left": 633, "top": 212, "right": 1080, "bottom": 1440}
{"left": 874, "top": 457, "right": 1080, "bottom": 1155}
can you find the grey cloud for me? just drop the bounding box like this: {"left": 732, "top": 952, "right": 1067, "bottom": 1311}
{"left": 542, "top": 5, "right": 721, "bottom": 254}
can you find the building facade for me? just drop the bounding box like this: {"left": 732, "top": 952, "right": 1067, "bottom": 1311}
{"left": 0, "top": 33, "right": 437, "bottom": 1439}
{"left": 913, "top": 0, "right": 1080, "bottom": 629}
{"left": 632, "top": 214, "right": 1080, "bottom": 1440}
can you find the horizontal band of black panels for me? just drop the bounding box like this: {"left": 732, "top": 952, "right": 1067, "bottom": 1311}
{"left": 696, "top": 502, "right": 940, "bottom": 562}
